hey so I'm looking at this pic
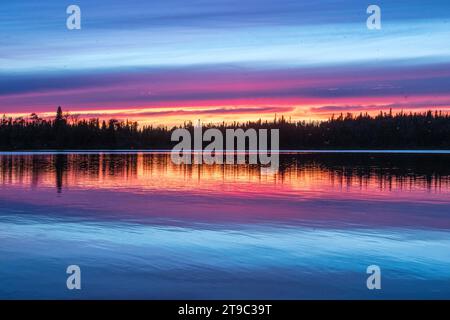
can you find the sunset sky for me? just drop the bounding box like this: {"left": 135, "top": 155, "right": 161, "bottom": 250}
{"left": 1, "top": 0, "right": 450, "bottom": 126}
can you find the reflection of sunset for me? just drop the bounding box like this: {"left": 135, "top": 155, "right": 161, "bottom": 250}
{"left": 1, "top": 153, "right": 449, "bottom": 200}
{"left": 1, "top": 153, "right": 449, "bottom": 230}
{"left": 1, "top": 152, "right": 450, "bottom": 301}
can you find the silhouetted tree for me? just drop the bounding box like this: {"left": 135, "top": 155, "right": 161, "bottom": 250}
{"left": 0, "top": 107, "right": 448, "bottom": 150}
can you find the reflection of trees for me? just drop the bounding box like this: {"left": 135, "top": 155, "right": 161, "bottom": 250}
{"left": 54, "top": 154, "right": 67, "bottom": 193}
{"left": 0, "top": 153, "right": 448, "bottom": 192}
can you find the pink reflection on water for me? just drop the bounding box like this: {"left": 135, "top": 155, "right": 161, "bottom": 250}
{"left": 0, "top": 153, "right": 449, "bottom": 229}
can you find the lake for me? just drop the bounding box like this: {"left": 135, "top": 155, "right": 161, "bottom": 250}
{"left": 0, "top": 151, "right": 449, "bottom": 299}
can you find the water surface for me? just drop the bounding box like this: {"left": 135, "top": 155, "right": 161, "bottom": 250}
{"left": 0, "top": 152, "right": 449, "bottom": 299}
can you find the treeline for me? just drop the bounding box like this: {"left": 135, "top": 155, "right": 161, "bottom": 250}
{"left": 0, "top": 107, "right": 449, "bottom": 150}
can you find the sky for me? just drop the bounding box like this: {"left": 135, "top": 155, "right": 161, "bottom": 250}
{"left": 1, "top": 0, "right": 450, "bottom": 126}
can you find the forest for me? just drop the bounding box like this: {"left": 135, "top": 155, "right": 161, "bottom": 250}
{"left": 0, "top": 107, "right": 449, "bottom": 150}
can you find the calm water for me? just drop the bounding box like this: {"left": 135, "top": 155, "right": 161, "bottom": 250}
{"left": 0, "top": 152, "right": 449, "bottom": 299}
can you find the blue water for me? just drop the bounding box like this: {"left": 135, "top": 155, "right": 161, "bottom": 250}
{"left": 0, "top": 152, "right": 449, "bottom": 299}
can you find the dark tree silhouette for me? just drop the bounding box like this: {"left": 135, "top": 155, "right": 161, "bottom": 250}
{"left": 55, "top": 106, "right": 64, "bottom": 124}
{"left": 54, "top": 106, "right": 68, "bottom": 148}
{"left": 0, "top": 107, "right": 449, "bottom": 150}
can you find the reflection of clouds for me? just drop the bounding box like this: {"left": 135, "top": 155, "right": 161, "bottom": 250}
{"left": 0, "top": 152, "right": 449, "bottom": 195}
{"left": 0, "top": 153, "right": 449, "bottom": 230}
